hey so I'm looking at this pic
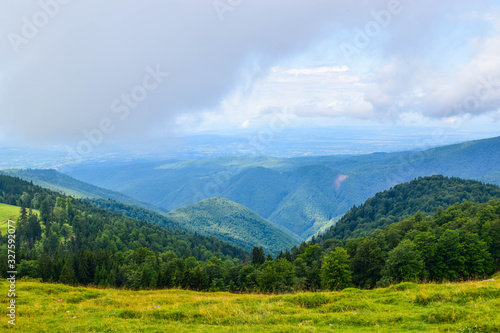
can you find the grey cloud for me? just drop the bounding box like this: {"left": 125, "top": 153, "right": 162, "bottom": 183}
{"left": 0, "top": 0, "right": 377, "bottom": 144}
{"left": 0, "top": 0, "right": 497, "bottom": 146}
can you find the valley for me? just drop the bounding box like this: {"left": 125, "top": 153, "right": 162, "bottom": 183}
{"left": 1, "top": 135, "right": 500, "bottom": 332}
{"left": 59, "top": 135, "right": 500, "bottom": 240}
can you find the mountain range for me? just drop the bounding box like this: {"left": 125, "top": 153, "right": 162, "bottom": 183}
{"left": 58, "top": 135, "right": 500, "bottom": 240}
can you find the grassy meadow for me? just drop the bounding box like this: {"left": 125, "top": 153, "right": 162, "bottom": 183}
{"left": 0, "top": 203, "right": 41, "bottom": 234}
{"left": 0, "top": 276, "right": 499, "bottom": 332}
{"left": 0, "top": 203, "right": 22, "bottom": 234}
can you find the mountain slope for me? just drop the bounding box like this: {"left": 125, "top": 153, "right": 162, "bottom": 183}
{"left": 221, "top": 166, "right": 287, "bottom": 218}
{"left": 0, "top": 203, "right": 26, "bottom": 233}
{"left": 264, "top": 165, "right": 350, "bottom": 239}
{"left": 318, "top": 175, "right": 500, "bottom": 241}
{"left": 85, "top": 198, "right": 183, "bottom": 231}
{"left": 0, "top": 169, "right": 165, "bottom": 214}
{"left": 166, "top": 197, "right": 299, "bottom": 255}
{"left": 0, "top": 174, "right": 248, "bottom": 260}
{"left": 62, "top": 135, "right": 500, "bottom": 241}
{"left": 291, "top": 135, "right": 500, "bottom": 186}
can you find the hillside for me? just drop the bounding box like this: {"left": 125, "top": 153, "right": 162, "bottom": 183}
{"left": 0, "top": 174, "right": 249, "bottom": 288}
{"left": 2, "top": 173, "right": 499, "bottom": 295}
{"left": 88, "top": 197, "right": 299, "bottom": 254}
{"left": 0, "top": 203, "right": 22, "bottom": 234}
{"left": 327, "top": 199, "right": 500, "bottom": 288}
{"left": 318, "top": 175, "right": 500, "bottom": 241}
{"left": 166, "top": 197, "right": 299, "bottom": 255}
{"left": 62, "top": 135, "right": 500, "bottom": 240}
{"left": 0, "top": 169, "right": 165, "bottom": 214}
{"left": 85, "top": 198, "right": 183, "bottom": 231}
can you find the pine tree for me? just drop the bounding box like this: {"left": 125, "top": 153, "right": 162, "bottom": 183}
{"left": 40, "top": 198, "right": 51, "bottom": 223}
{"left": 27, "top": 213, "right": 42, "bottom": 244}
{"left": 66, "top": 198, "right": 75, "bottom": 221}
{"left": 20, "top": 206, "right": 28, "bottom": 224}
{"left": 192, "top": 266, "right": 206, "bottom": 291}
{"left": 97, "top": 266, "right": 109, "bottom": 286}
{"left": 251, "top": 247, "right": 265, "bottom": 265}
{"left": 60, "top": 254, "right": 77, "bottom": 285}
{"left": 77, "top": 257, "right": 90, "bottom": 284}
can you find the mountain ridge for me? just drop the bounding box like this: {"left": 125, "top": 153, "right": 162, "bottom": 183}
{"left": 166, "top": 197, "right": 300, "bottom": 255}
{"left": 57, "top": 135, "right": 500, "bottom": 241}
{"left": 0, "top": 168, "right": 166, "bottom": 214}
{"left": 317, "top": 175, "right": 500, "bottom": 242}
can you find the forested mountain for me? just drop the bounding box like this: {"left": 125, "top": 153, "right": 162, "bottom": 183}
{"left": 3, "top": 171, "right": 498, "bottom": 292}
{"left": 85, "top": 198, "right": 182, "bottom": 231}
{"left": 0, "top": 174, "right": 248, "bottom": 289}
{"left": 336, "top": 199, "right": 500, "bottom": 287}
{"left": 0, "top": 169, "right": 165, "bottom": 214}
{"left": 318, "top": 175, "right": 500, "bottom": 241}
{"left": 62, "top": 136, "right": 500, "bottom": 241}
{"left": 166, "top": 197, "right": 299, "bottom": 255}
{"left": 87, "top": 196, "right": 298, "bottom": 255}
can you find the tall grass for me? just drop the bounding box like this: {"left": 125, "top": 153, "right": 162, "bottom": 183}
{"left": 0, "top": 276, "right": 498, "bottom": 332}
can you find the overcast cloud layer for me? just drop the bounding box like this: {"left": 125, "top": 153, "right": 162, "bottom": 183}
{"left": 1, "top": 0, "right": 500, "bottom": 145}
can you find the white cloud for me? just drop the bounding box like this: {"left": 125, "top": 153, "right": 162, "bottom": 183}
{"left": 1, "top": 0, "right": 499, "bottom": 143}
{"left": 274, "top": 66, "right": 350, "bottom": 75}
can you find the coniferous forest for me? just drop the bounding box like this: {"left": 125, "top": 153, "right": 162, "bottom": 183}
{"left": 1, "top": 174, "right": 499, "bottom": 293}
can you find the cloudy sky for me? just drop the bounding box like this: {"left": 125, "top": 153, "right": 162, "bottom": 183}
{"left": 1, "top": 0, "right": 500, "bottom": 147}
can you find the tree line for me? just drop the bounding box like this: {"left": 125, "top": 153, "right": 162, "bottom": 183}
{"left": 1, "top": 174, "right": 499, "bottom": 292}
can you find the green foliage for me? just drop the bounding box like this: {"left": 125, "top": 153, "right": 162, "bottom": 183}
{"left": 1, "top": 168, "right": 165, "bottom": 213}
{"left": 382, "top": 240, "right": 423, "bottom": 284}
{"left": 320, "top": 175, "right": 500, "bottom": 241}
{"left": 251, "top": 246, "right": 265, "bottom": 265}
{"left": 350, "top": 237, "right": 385, "bottom": 288}
{"left": 167, "top": 197, "right": 299, "bottom": 255}
{"left": 60, "top": 254, "right": 77, "bottom": 285}
{"left": 321, "top": 247, "right": 352, "bottom": 290}
{"left": 2, "top": 172, "right": 500, "bottom": 293}
{"left": 0, "top": 174, "right": 248, "bottom": 290}
{"left": 87, "top": 198, "right": 182, "bottom": 230}
{"left": 62, "top": 136, "right": 500, "bottom": 242}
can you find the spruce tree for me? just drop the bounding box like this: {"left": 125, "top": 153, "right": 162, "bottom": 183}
{"left": 60, "top": 254, "right": 77, "bottom": 285}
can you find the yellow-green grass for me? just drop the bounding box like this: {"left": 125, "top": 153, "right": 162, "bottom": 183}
{"left": 0, "top": 203, "right": 41, "bottom": 234}
{"left": 0, "top": 203, "right": 22, "bottom": 234}
{"left": 0, "top": 276, "right": 499, "bottom": 332}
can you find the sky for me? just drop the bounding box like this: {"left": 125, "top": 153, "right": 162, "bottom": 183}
{"left": 1, "top": 0, "right": 500, "bottom": 151}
